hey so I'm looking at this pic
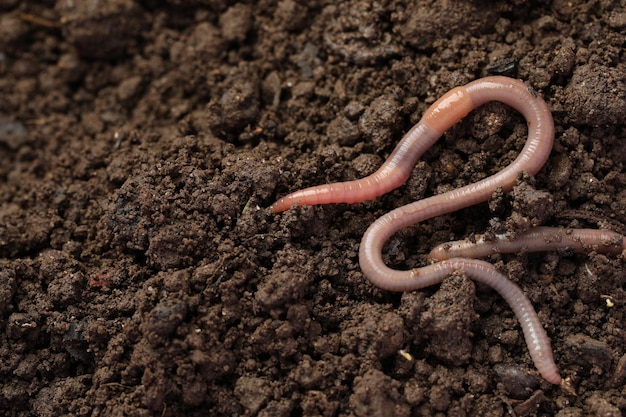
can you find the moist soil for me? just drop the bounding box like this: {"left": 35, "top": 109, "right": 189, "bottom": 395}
{"left": 1, "top": 1, "right": 625, "bottom": 416}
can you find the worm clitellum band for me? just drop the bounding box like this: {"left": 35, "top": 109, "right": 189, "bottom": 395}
{"left": 270, "top": 76, "right": 625, "bottom": 385}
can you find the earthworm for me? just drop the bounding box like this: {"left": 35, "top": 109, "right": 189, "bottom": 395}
{"left": 382, "top": 257, "right": 561, "bottom": 385}
{"left": 428, "top": 227, "right": 626, "bottom": 261}
{"left": 270, "top": 76, "right": 553, "bottom": 213}
{"left": 270, "top": 77, "right": 624, "bottom": 385}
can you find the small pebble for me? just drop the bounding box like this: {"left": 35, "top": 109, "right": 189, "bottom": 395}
{"left": 0, "top": 116, "right": 28, "bottom": 149}
{"left": 564, "top": 333, "right": 613, "bottom": 373}
{"left": 494, "top": 363, "right": 539, "bottom": 400}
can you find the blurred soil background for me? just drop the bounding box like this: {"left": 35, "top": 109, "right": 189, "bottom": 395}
{"left": 0, "top": 0, "right": 625, "bottom": 416}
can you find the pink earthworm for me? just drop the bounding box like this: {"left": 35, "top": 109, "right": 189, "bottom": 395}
{"left": 270, "top": 77, "right": 624, "bottom": 385}
{"left": 270, "top": 76, "right": 553, "bottom": 213}
{"left": 380, "top": 257, "right": 561, "bottom": 385}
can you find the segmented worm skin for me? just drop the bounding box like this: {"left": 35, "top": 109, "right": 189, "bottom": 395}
{"left": 270, "top": 76, "right": 625, "bottom": 385}
{"left": 428, "top": 227, "right": 626, "bottom": 261}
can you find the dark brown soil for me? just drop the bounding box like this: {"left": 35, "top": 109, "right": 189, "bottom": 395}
{"left": 1, "top": 0, "right": 625, "bottom": 416}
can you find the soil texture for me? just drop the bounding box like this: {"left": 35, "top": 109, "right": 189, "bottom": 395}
{"left": 1, "top": 0, "right": 625, "bottom": 416}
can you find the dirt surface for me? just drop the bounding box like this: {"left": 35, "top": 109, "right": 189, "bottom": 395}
{"left": 1, "top": 0, "right": 625, "bottom": 416}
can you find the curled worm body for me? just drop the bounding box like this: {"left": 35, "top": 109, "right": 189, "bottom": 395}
{"left": 357, "top": 77, "right": 558, "bottom": 383}
{"left": 270, "top": 77, "right": 553, "bottom": 213}
{"left": 271, "top": 76, "right": 626, "bottom": 385}
{"left": 399, "top": 258, "right": 560, "bottom": 385}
